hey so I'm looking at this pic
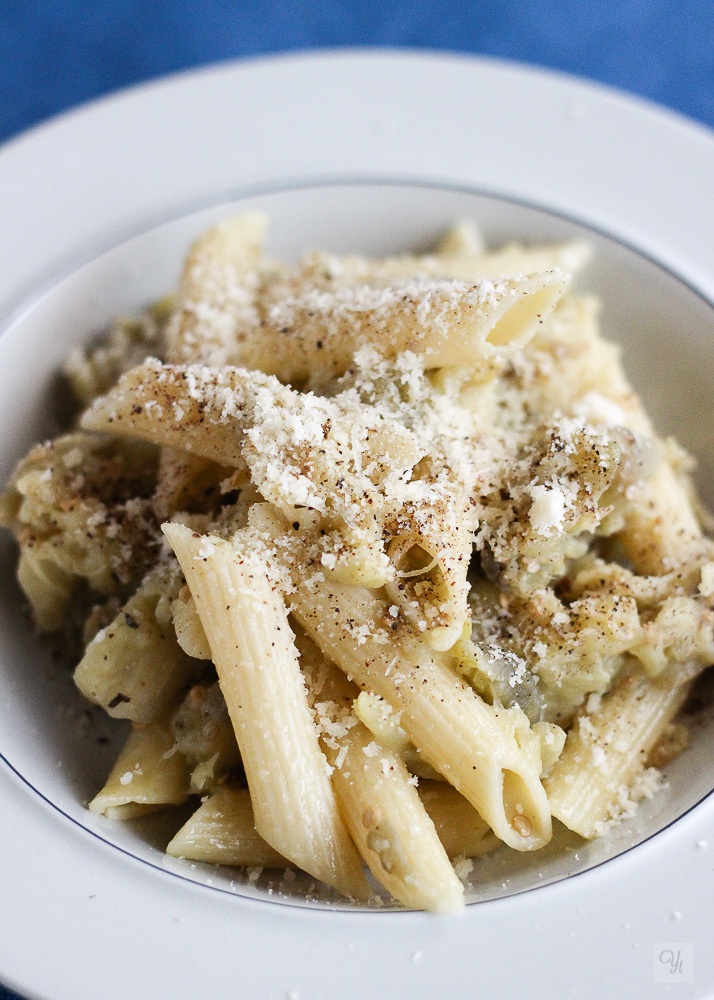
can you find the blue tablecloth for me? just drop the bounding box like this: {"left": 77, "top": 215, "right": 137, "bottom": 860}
{"left": 1, "top": 0, "right": 713, "bottom": 144}
{"left": 1, "top": 2, "right": 713, "bottom": 998}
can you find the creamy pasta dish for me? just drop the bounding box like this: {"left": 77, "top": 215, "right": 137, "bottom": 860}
{"left": 2, "top": 214, "right": 713, "bottom": 912}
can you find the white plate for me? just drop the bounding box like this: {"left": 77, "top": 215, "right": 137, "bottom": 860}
{"left": 1, "top": 51, "right": 714, "bottom": 1000}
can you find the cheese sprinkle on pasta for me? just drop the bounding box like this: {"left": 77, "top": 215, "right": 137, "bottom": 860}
{"left": 2, "top": 214, "right": 713, "bottom": 910}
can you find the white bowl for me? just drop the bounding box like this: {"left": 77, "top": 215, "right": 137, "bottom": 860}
{"left": 2, "top": 52, "right": 714, "bottom": 1000}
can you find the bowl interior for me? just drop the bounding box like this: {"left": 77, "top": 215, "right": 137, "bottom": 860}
{"left": 1, "top": 181, "right": 713, "bottom": 909}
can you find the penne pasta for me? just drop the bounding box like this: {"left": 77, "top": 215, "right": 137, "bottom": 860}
{"left": 242, "top": 270, "right": 570, "bottom": 383}
{"left": 545, "top": 667, "right": 693, "bottom": 838}
{"left": 163, "top": 521, "right": 369, "bottom": 900}
{"left": 166, "top": 787, "right": 291, "bottom": 868}
{"left": 327, "top": 720, "right": 464, "bottom": 912}
{"left": 353, "top": 691, "right": 442, "bottom": 781}
{"left": 384, "top": 502, "right": 473, "bottom": 652}
{"left": 89, "top": 720, "right": 190, "bottom": 819}
{"left": 166, "top": 212, "right": 268, "bottom": 366}
{"left": 80, "top": 359, "right": 253, "bottom": 467}
{"left": 3, "top": 214, "right": 710, "bottom": 912}
{"left": 299, "top": 631, "right": 464, "bottom": 912}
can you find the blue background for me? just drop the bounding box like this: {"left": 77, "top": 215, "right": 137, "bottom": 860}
{"left": 1, "top": 0, "right": 714, "bottom": 145}
{"left": 1, "top": 1, "right": 713, "bottom": 998}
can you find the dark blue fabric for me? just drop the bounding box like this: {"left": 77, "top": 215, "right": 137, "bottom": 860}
{"left": 0, "top": 3, "right": 713, "bottom": 999}
{"left": 0, "top": 0, "right": 713, "bottom": 145}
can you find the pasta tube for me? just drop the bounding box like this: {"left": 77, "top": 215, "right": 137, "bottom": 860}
{"left": 292, "top": 576, "right": 551, "bottom": 851}
{"left": 300, "top": 635, "right": 464, "bottom": 912}
{"left": 80, "top": 359, "right": 253, "bottom": 467}
{"left": 328, "top": 720, "right": 464, "bottom": 912}
{"left": 166, "top": 212, "right": 267, "bottom": 366}
{"left": 353, "top": 691, "right": 442, "bottom": 781}
{"left": 167, "top": 787, "right": 291, "bottom": 868}
{"left": 243, "top": 271, "right": 570, "bottom": 383}
{"left": 162, "top": 521, "right": 368, "bottom": 900}
{"left": 89, "top": 720, "right": 190, "bottom": 819}
{"left": 384, "top": 506, "right": 473, "bottom": 652}
{"left": 545, "top": 667, "right": 692, "bottom": 838}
